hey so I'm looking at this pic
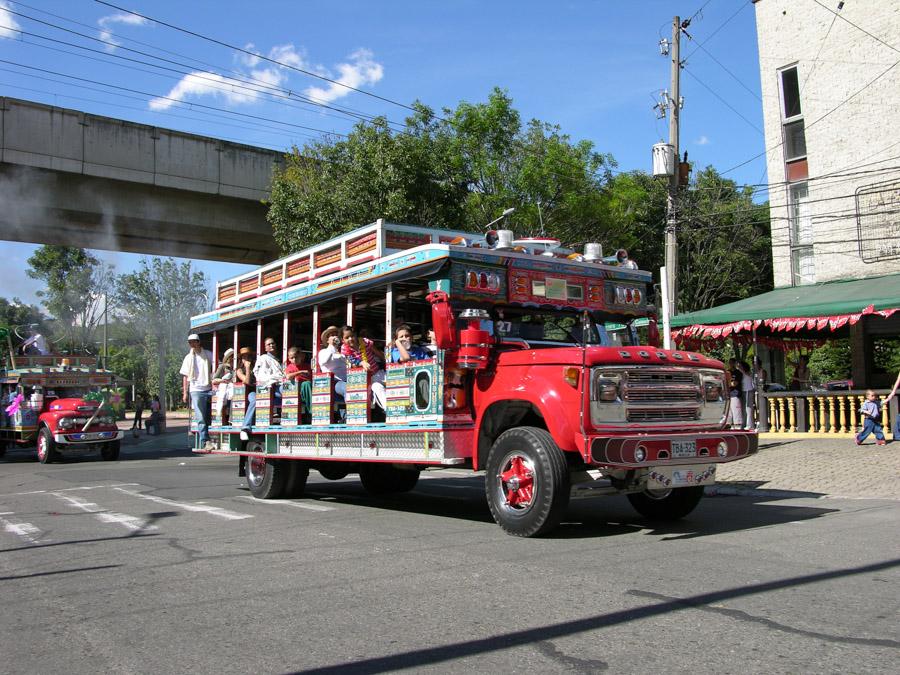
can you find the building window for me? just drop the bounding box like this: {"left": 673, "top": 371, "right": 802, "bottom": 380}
{"left": 780, "top": 66, "right": 802, "bottom": 119}
{"left": 784, "top": 120, "right": 807, "bottom": 161}
{"left": 789, "top": 182, "right": 814, "bottom": 284}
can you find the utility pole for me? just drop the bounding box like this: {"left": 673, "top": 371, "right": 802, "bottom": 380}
{"left": 664, "top": 15, "right": 681, "bottom": 320}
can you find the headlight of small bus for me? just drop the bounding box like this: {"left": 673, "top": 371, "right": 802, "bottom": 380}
{"left": 57, "top": 417, "right": 75, "bottom": 430}
{"left": 590, "top": 370, "right": 625, "bottom": 424}
{"left": 98, "top": 415, "right": 116, "bottom": 425}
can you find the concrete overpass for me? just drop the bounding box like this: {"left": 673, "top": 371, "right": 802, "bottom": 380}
{"left": 0, "top": 97, "right": 284, "bottom": 264}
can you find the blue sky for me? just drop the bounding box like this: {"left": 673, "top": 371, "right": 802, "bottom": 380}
{"left": 0, "top": 0, "right": 766, "bottom": 307}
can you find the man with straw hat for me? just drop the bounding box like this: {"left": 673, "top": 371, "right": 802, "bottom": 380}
{"left": 180, "top": 334, "right": 214, "bottom": 451}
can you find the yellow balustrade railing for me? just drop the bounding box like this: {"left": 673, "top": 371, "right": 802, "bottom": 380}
{"left": 760, "top": 390, "right": 895, "bottom": 437}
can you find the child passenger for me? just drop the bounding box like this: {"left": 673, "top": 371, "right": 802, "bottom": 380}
{"left": 340, "top": 325, "right": 386, "bottom": 410}
{"left": 389, "top": 324, "right": 431, "bottom": 363}
{"left": 856, "top": 390, "right": 886, "bottom": 446}
{"left": 284, "top": 347, "right": 311, "bottom": 383}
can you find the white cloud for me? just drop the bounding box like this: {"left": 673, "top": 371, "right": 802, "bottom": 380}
{"left": 97, "top": 12, "right": 149, "bottom": 52}
{"left": 304, "top": 49, "right": 384, "bottom": 104}
{"left": 695, "top": 135, "right": 711, "bottom": 146}
{"left": 0, "top": 1, "right": 22, "bottom": 40}
{"left": 150, "top": 43, "right": 378, "bottom": 113}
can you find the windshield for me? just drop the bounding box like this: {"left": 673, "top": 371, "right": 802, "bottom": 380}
{"left": 487, "top": 308, "right": 639, "bottom": 347}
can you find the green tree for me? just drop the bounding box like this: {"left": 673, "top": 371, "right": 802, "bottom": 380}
{"left": 0, "top": 298, "right": 49, "bottom": 347}
{"left": 115, "top": 258, "right": 208, "bottom": 410}
{"left": 25, "top": 246, "right": 114, "bottom": 353}
{"left": 268, "top": 88, "right": 616, "bottom": 253}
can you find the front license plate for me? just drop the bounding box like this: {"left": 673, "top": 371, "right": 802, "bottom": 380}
{"left": 671, "top": 439, "right": 697, "bottom": 458}
{"left": 648, "top": 464, "right": 716, "bottom": 488}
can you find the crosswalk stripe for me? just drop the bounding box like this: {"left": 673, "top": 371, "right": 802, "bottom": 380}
{"left": 0, "top": 516, "right": 44, "bottom": 544}
{"left": 50, "top": 493, "right": 158, "bottom": 532}
{"left": 235, "top": 495, "right": 334, "bottom": 512}
{"left": 113, "top": 487, "right": 253, "bottom": 520}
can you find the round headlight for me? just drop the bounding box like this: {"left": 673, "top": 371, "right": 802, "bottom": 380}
{"left": 634, "top": 446, "right": 646, "bottom": 462}
{"left": 717, "top": 441, "right": 728, "bottom": 457}
{"left": 58, "top": 417, "right": 74, "bottom": 429}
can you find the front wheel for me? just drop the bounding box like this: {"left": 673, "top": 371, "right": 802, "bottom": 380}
{"left": 37, "top": 427, "right": 59, "bottom": 464}
{"left": 627, "top": 486, "right": 705, "bottom": 520}
{"left": 101, "top": 441, "right": 121, "bottom": 461}
{"left": 485, "top": 426, "right": 569, "bottom": 537}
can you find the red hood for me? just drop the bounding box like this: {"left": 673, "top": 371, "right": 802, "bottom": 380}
{"left": 495, "top": 345, "right": 724, "bottom": 369}
{"left": 47, "top": 398, "right": 101, "bottom": 413}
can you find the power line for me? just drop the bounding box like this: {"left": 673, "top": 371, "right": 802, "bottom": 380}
{"left": 681, "top": 66, "right": 763, "bottom": 133}
{"left": 93, "top": 0, "right": 422, "bottom": 115}
{"left": 811, "top": 0, "right": 900, "bottom": 54}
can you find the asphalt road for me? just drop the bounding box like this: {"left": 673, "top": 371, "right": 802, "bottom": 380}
{"left": 1, "top": 441, "right": 898, "bottom": 674}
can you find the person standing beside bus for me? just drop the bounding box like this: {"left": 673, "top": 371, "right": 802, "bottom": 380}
{"left": 236, "top": 347, "right": 256, "bottom": 441}
{"left": 180, "top": 334, "right": 214, "bottom": 451}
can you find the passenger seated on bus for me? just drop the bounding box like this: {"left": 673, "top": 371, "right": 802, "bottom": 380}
{"left": 389, "top": 324, "right": 431, "bottom": 363}
{"left": 425, "top": 328, "right": 438, "bottom": 355}
{"left": 340, "top": 325, "right": 386, "bottom": 410}
{"left": 254, "top": 337, "right": 285, "bottom": 420}
{"left": 236, "top": 347, "right": 257, "bottom": 441}
{"left": 284, "top": 346, "right": 312, "bottom": 415}
{"left": 317, "top": 326, "right": 348, "bottom": 401}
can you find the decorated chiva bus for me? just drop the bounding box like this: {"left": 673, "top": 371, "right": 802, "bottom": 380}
{"left": 190, "top": 219, "right": 757, "bottom": 536}
{"left": 0, "top": 350, "right": 124, "bottom": 463}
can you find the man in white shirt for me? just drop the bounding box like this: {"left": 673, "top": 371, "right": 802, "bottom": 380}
{"left": 180, "top": 333, "right": 214, "bottom": 450}
{"left": 317, "top": 325, "right": 347, "bottom": 399}
{"left": 22, "top": 330, "right": 49, "bottom": 355}
{"left": 253, "top": 337, "right": 285, "bottom": 417}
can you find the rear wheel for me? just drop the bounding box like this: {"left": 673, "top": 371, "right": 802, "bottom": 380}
{"left": 359, "top": 464, "right": 420, "bottom": 495}
{"left": 37, "top": 427, "right": 59, "bottom": 464}
{"left": 101, "top": 440, "right": 121, "bottom": 461}
{"left": 627, "top": 486, "right": 704, "bottom": 520}
{"left": 245, "top": 444, "right": 288, "bottom": 499}
{"left": 283, "top": 461, "right": 310, "bottom": 498}
{"left": 485, "top": 426, "right": 569, "bottom": 537}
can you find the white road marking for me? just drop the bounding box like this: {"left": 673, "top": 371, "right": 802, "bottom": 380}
{"left": 236, "top": 496, "right": 334, "bottom": 512}
{"left": 50, "top": 492, "right": 158, "bottom": 532}
{"left": 0, "top": 516, "right": 45, "bottom": 544}
{"left": 114, "top": 487, "right": 252, "bottom": 520}
{"left": 0, "top": 483, "right": 140, "bottom": 498}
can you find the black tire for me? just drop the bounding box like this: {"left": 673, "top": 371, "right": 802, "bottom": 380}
{"left": 627, "top": 485, "right": 705, "bottom": 521}
{"left": 359, "top": 464, "right": 420, "bottom": 495}
{"left": 101, "top": 440, "right": 121, "bottom": 461}
{"left": 245, "top": 445, "right": 288, "bottom": 499}
{"left": 485, "top": 426, "right": 569, "bottom": 537}
{"left": 37, "top": 427, "right": 59, "bottom": 464}
{"left": 317, "top": 463, "right": 350, "bottom": 481}
{"left": 283, "top": 461, "right": 310, "bottom": 498}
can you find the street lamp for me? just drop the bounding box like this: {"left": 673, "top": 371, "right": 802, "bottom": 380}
{"left": 484, "top": 207, "right": 515, "bottom": 230}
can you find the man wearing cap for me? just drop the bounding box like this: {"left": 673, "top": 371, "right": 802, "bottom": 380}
{"left": 180, "top": 334, "right": 214, "bottom": 451}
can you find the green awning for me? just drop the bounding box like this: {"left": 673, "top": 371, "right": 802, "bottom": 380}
{"left": 672, "top": 273, "right": 900, "bottom": 328}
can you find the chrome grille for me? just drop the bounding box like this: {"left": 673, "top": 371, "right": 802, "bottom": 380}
{"left": 625, "top": 390, "right": 699, "bottom": 402}
{"left": 626, "top": 370, "right": 696, "bottom": 385}
{"left": 627, "top": 408, "right": 699, "bottom": 422}
{"left": 591, "top": 366, "right": 727, "bottom": 427}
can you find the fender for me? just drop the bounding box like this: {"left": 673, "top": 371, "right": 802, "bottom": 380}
{"left": 472, "top": 363, "right": 584, "bottom": 469}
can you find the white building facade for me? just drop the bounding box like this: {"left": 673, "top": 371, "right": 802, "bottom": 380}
{"left": 754, "top": 0, "right": 900, "bottom": 287}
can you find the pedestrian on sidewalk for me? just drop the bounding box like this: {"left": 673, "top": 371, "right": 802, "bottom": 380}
{"left": 131, "top": 393, "right": 144, "bottom": 432}
{"left": 856, "top": 390, "right": 886, "bottom": 446}
{"left": 727, "top": 358, "right": 744, "bottom": 429}
{"left": 740, "top": 360, "right": 756, "bottom": 430}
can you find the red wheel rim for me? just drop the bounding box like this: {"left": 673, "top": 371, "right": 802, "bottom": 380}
{"left": 499, "top": 454, "right": 535, "bottom": 510}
